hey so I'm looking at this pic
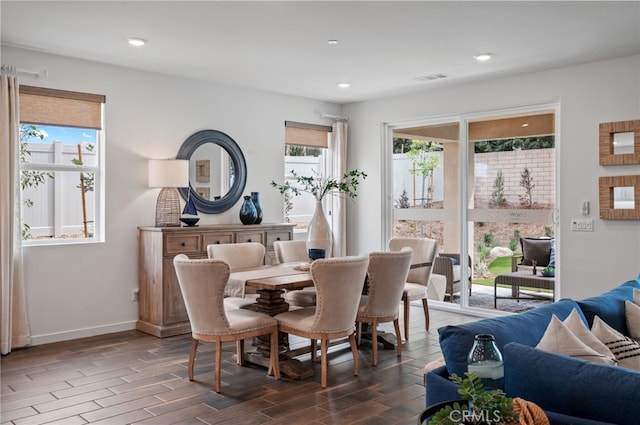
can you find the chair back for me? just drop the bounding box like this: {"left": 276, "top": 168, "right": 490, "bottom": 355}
{"left": 273, "top": 240, "right": 308, "bottom": 263}
{"left": 173, "top": 254, "right": 232, "bottom": 334}
{"left": 388, "top": 237, "right": 438, "bottom": 286}
{"left": 361, "top": 248, "right": 413, "bottom": 317}
{"left": 207, "top": 242, "right": 265, "bottom": 270}
{"left": 310, "top": 255, "right": 369, "bottom": 332}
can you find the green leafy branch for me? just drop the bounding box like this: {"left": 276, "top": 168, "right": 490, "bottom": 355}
{"left": 271, "top": 169, "right": 367, "bottom": 201}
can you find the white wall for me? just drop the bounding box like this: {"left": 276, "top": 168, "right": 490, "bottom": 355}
{"left": 4, "top": 46, "right": 343, "bottom": 344}
{"left": 6, "top": 45, "right": 640, "bottom": 344}
{"left": 344, "top": 55, "right": 640, "bottom": 300}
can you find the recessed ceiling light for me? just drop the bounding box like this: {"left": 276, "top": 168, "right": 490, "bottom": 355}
{"left": 337, "top": 82, "right": 350, "bottom": 89}
{"left": 521, "top": 123, "right": 529, "bottom": 127}
{"left": 327, "top": 39, "right": 339, "bottom": 45}
{"left": 474, "top": 53, "right": 493, "bottom": 62}
{"left": 127, "top": 37, "right": 147, "bottom": 47}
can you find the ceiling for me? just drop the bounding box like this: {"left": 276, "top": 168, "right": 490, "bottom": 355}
{"left": 2, "top": 1, "right": 639, "bottom": 104}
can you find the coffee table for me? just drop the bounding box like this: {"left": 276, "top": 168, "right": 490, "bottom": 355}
{"left": 494, "top": 270, "right": 555, "bottom": 308}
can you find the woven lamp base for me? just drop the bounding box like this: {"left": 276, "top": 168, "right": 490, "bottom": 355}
{"left": 155, "top": 187, "right": 181, "bottom": 227}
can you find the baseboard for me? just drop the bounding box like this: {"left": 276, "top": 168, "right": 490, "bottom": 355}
{"left": 30, "top": 320, "right": 138, "bottom": 346}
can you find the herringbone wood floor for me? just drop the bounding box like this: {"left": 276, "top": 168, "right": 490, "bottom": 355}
{"left": 1, "top": 306, "right": 476, "bottom": 425}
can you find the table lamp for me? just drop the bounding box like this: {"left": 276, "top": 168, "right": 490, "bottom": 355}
{"left": 148, "top": 159, "right": 189, "bottom": 227}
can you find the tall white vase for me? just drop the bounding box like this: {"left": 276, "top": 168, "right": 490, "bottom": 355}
{"left": 307, "top": 200, "right": 332, "bottom": 258}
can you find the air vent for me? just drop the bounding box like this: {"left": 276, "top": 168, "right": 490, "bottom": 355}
{"left": 413, "top": 73, "right": 448, "bottom": 81}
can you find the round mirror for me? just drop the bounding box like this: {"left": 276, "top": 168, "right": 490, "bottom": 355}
{"left": 177, "top": 129, "right": 247, "bottom": 214}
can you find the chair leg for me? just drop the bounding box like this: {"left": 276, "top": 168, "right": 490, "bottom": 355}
{"left": 270, "top": 329, "right": 281, "bottom": 380}
{"left": 236, "top": 339, "right": 244, "bottom": 365}
{"left": 371, "top": 319, "right": 379, "bottom": 366}
{"left": 393, "top": 319, "right": 402, "bottom": 357}
{"left": 403, "top": 295, "right": 410, "bottom": 341}
{"left": 356, "top": 322, "right": 362, "bottom": 346}
{"left": 188, "top": 339, "right": 198, "bottom": 381}
{"left": 349, "top": 333, "right": 359, "bottom": 377}
{"left": 422, "top": 298, "right": 430, "bottom": 330}
{"left": 311, "top": 339, "right": 317, "bottom": 363}
{"left": 215, "top": 341, "right": 222, "bottom": 393}
{"left": 320, "top": 338, "right": 328, "bottom": 388}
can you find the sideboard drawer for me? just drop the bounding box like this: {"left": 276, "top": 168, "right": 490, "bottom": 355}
{"left": 165, "top": 234, "right": 201, "bottom": 255}
{"left": 266, "top": 231, "right": 293, "bottom": 248}
{"left": 202, "top": 233, "right": 233, "bottom": 249}
{"left": 236, "top": 231, "right": 264, "bottom": 244}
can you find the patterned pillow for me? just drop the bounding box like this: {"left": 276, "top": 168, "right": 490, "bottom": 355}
{"left": 626, "top": 288, "right": 640, "bottom": 341}
{"left": 548, "top": 240, "right": 556, "bottom": 268}
{"left": 537, "top": 315, "right": 616, "bottom": 365}
{"left": 591, "top": 316, "right": 640, "bottom": 371}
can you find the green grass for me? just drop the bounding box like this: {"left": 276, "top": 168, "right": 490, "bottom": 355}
{"left": 473, "top": 256, "right": 513, "bottom": 287}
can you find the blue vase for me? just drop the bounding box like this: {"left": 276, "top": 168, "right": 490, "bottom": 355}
{"left": 239, "top": 195, "right": 258, "bottom": 225}
{"left": 251, "top": 191, "right": 263, "bottom": 224}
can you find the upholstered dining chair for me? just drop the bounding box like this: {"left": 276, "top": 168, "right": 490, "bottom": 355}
{"left": 356, "top": 248, "right": 413, "bottom": 366}
{"left": 274, "top": 255, "right": 369, "bottom": 388}
{"left": 207, "top": 242, "right": 265, "bottom": 309}
{"left": 173, "top": 254, "right": 280, "bottom": 393}
{"left": 274, "top": 240, "right": 318, "bottom": 308}
{"left": 388, "top": 237, "right": 439, "bottom": 339}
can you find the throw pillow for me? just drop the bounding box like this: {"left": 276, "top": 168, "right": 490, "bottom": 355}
{"left": 563, "top": 308, "right": 616, "bottom": 359}
{"left": 519, "top": 237, "right": 552, "bottom": 266}
{"left": 635, "top": 287, "right": 640, "bottom": 305}
{"left": 625, "top": 300, "right": 640, "bottom": 341}
{"left": 548, "top": 239, "right": 556, "bottom": 268}
{"left": 591, "top": 316, "right": 640, "bottom": 371}
{"left": 536, "top": 315, "right": 616, "bottom": 365}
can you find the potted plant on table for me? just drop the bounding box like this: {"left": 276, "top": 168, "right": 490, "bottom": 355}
{"left": 271, "top": 169, "right": 367, "bottom": 257}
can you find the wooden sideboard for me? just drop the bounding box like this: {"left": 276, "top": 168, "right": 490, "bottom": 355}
{"left": 137, "top": 223, "right": 294, "bottom": 337}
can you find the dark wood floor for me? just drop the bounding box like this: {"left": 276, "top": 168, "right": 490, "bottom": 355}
{"left": 1, "top": 306, "right": 477, "bottom": 425}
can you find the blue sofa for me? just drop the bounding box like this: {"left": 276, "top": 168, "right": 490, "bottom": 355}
{"left": 425, "top": 278, "right": 640, "bottom": 425}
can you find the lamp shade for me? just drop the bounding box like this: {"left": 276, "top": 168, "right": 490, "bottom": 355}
{"left": 148, "top": 159, "right": 189, "bottom": 188}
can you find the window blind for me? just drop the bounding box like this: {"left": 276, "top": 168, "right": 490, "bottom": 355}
{"left": 285, "top": 121, "right": 331, "bottom": 148}
{"left": 19, "top": 85, "right": 105, "bottom": 130}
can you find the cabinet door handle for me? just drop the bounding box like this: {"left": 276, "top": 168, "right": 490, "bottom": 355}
{"left": 276, "top": 237, "right": 281, "bottom": 241}
{"left": 216, "top": 241, "right": 221, "bottom": 244}
{"left": 247, "top": 239, "right": 252, "bottom": 242}
{"left": 181, "top": 242, "right": 186, "bottom": 246}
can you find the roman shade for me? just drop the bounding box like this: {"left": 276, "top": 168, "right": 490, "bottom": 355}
{"left": 19, "top": 85, "right": 105, "bottom": 130}
{"left": 285, "top": 121, "right": 331, "bottom": 148}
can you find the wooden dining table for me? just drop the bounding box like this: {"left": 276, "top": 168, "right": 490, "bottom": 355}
{"left": 227, "top": 259, "right": 432, "bottom": 379}
{"left": 228, "top": 262, "right": 316, "bottom": 379}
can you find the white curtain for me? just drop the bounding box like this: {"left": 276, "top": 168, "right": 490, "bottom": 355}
{"left": 1, "top": 75, "right": 31, "bottom": 354}
{"left": 329, "top": 121, "right": 348, "bottom": 257}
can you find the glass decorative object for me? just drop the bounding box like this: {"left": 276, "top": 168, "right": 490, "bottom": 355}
{"left": 239, "top": 195, "right": 258, "bottom": 225}
{"left": 467, "top": 334, "right": 504, "bottom": 389}
{"left": 251, "top": 191, "right": 263, "bottom": 224}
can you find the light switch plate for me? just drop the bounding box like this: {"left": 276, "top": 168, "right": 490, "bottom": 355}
{"left": 571, "top": 218, "right": 593, "bottom": 232}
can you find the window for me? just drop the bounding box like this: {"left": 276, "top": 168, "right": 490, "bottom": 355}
{"left": 283, "top": 121, "right": 331, "bottom": 231}
{"left": 19, "top": 86, "right": 105, "bottom": 244}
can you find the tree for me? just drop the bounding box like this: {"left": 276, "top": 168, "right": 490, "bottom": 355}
{"left": 519, "top": 168, "right": 535, "bottom": 208}
{"left": 20, "top": 125, "right": 54, "bottom": 239}
{"left": 406, "top": 140, "right": 441, "bottom": 208}
{"left": 491, "top": 170, "right": 506, "bottom": 206}
{"left": 474, "top": 136, "right": 554, "bottom": 153}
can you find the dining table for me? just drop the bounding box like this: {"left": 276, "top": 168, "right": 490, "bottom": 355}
{"left": 227, "top": 259, "right": 432, "bottom": 379}
{"left": 228, "top": 261, "right": 316, "bottom": 379}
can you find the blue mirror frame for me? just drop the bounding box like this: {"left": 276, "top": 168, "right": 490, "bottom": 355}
{"left": 177, "top": 129, "right": 247, "bottom": 214}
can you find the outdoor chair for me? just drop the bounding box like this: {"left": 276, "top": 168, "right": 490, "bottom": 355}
{"left": 274, "top": 255, "right": 369, "bottom": 388}
{"left": 173, "top": 254, "right": 280, "bottom": 393}
{"left": 388, "top": 237, "right": 438, "bottom": 338}
{"left": 432, "top": 253, "right": 472, "bottom": 302}
{"left": 356, "top": 248, "right": 413, "bottom": 366}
